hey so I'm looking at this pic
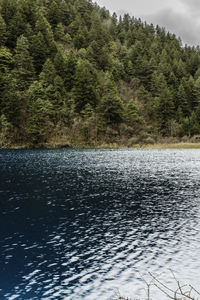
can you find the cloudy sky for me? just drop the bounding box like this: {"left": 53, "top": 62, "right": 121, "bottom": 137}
{"left": 95, "top": 0, "right": 200, "bottom": 46}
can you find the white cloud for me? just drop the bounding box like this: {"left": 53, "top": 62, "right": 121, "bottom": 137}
{"left": 180, "top": 0, "right": 200, "bottom": 16}
{"left": 95, "top": 0, "right": 200, "bottom": 45}
{"left": 144, "top": 7, "right": 200, "bottom": 46}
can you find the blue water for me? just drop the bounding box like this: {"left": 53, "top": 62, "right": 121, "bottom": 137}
{"left": 0, "top": 149, "right": 200, "bottom": 300}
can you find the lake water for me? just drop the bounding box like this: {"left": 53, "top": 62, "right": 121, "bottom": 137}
{"left": 0, "top": 149, "right": 200, "bottom": 300}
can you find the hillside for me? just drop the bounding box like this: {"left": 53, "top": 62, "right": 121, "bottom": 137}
{"left": 1, "top": 0, "right": 200, "bottom": 147}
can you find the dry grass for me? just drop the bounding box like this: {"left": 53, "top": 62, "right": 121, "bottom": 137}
{"left": 142, "top": 143, "right": 200, "bottom": 149}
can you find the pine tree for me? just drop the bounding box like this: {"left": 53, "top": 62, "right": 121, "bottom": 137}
{"left": 39, "top": 58, "right": 56, "bottom": 86}
{"left": 13, "top": 35, "right": 35, "bottom": 89}
{"left": 177, "top": 83, "right": 190, "bottom": 117}
{"left": 7, "top": 8, "right": 27, "bottom": 48}
{"left": 35, "top": 13, "right": 55, "bottom": 55}
{"left": 59, "top": 0, "right": 71, "bottom": 26}
{"left": 73, "top": 59, "right": 100, "bottom": 113}
{"left": 194, "top": 77, "right": 200, "bottom": 109}
{"left": 125, "top": 100, "right": 141, "bottom": 126}
{"left": 48, "top": 1, "right": 61, "bottom": 28}
{"left": 64, "top": 50, "right": 77, "bottom": 91}
{"left": 0, "top": 46, "right": 13, "bottom": 72}
{"left": 99, "top": 73, "right": 124, "bottom": 125}
{"left": 54, "top": 48, "right": 65, "bottom": 78}
{"left": 0, "top": 14, "right": 7, "bottom": 46}
{"left": 54, "top": 23, "right": 66, "bottom": 42}
{"left": 26, "top": 97, "right": 53, "bottom": 145}
{"left": 31, "top": 32, "right": 48, "bottom": 73}
{"left": 154, "top": 84, "right": 174, "bottom": 135}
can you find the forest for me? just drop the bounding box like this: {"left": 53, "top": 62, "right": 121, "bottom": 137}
{"left": 1, "top": 0, "right": 200, "bottom": 147}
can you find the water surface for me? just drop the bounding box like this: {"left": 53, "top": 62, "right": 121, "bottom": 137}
{"left": 0, "top": 149, "right": 200, "bottom": 299}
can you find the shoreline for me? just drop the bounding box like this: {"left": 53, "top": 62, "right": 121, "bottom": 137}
{"left": 1, "top": 142, "right": 200, "bottom": 150}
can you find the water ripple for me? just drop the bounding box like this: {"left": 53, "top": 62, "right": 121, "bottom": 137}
{"left": 0, "top": 149, "right": 200, "bottom": 299}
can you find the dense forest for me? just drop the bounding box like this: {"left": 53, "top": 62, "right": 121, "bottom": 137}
{"left": 1, "top": 0, "right": 200, "bottom": 147}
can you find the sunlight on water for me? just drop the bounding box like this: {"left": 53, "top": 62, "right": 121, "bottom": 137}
{"left": 0, "top": 149, "right": 200, "bottom": 299}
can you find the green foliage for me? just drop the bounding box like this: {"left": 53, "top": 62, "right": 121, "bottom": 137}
{"left": 99, "top": 73, "right": 124, "bottom": 125}
{"left": 1, "top": 0, "right": 200, "bottom": 146}
{"left": 0, "top": 14, "right": 7, "bottom": 46}
{"left": 13, "top": 35, "right": 35, "bottom": 88}
{"left": 54, "top": 23, "right": 66, "bottom": 42}
{"left": 0, "top": 114, "right": 13, "bottom": 146}
{"left": 0, "top": 46, "right": 13, "bottom": 72}
{"left": 125, "top": 100, "right": 142, "bottom": 126}
{"left": 31, "top": 32, "right": 48, "bottom": 73}
{"left": 154, "top": 84, "right": 174, "bottom": 135}
{"left": 177, "top": 83, "right": 190, "bottom": 117}
{"left": 73, "top": 59, "right": 100, "bottom": 113}
{"left": 64, "top": 50, "right": 77, "bottom": 91}
{"left": 39, "top": 58, "right": 56, "bottom": 86}
{"left": 47, "top": 1, "right": 61, "bottom": 28}
{"left": 26, "top": 98, "right": 53, "bottom": 145}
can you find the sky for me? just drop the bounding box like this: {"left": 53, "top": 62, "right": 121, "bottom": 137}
{"left": 95, "top": 0, "right": 200, "bottom": 46}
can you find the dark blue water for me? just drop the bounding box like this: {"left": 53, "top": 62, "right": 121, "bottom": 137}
{"left": 0, "top": 149, "right": 200, "bottom": 300}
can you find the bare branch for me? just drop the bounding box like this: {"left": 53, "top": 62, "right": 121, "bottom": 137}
{"left": 114, "top": 271, "right": 200, "bottom": 300}
{"left": 149, "top": 272, "right": 176, "bottom": 294}
{"left": 153, "top": 282, "right": 180, "bottom": 300}
{"left": 189, "top": 285, "right": 200, "bottom": 297}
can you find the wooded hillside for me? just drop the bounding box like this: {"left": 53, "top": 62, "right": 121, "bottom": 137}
{"left": 1, "top": 0, "right": 200, "bottom": 147}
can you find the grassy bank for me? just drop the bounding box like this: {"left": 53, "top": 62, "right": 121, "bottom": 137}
{"left": 142, "top": 142, "right": 200, "bottom": 149}
{"left": 1, "top": 141, "right": 200, "bottom": 149}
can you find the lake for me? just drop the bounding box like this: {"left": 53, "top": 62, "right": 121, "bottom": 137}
{"left": 0, "top": 149, "right": 200, "bottom": 300}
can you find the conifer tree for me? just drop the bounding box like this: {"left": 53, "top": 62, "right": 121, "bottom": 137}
{"left": 99, "top": 73, "right": 124, "bottom": 125}
{"left": 31, "top": 32, "right": 48, "bottom": 73}
{"left": 59, "top": 0, "right": 71, "bottom": 26}
{"left": 64, "top": 50, "right": 77, "bottom": 91}
{"left": 26, "top": 97, "right": 53, "bottom": 145}
{"left": 7, "top": 8, "right": 26, "bottom": 48}
{"left": 177, "top": 83, "right": 190, "bottom": 117}
{"left": 48, "top": 1, "right": 61, "bottom": 28}
{"left": 154, "top": 83, "right": 174, "bottom": 134}
{"left": 54, "top": 49, "right": 65, "bottom": 78}
{"left": 194, "top": 77, "right": 200, "bottom": 108}
{"left": 0, "top": 46, "right": 13, "bottom": 72}
{"left": 73, "top": 59, "right": 100, "bottom": 113}
{"left": 39, "top": 58, "right": 56, "bottom": 86}
{"left": 13, "top": 35, "right": 35, "bottom": 89}
{"left": 54, "top": 23, "right": 66, "bottom": 42}
{"left": 125, "top": 100, "right": 141, "bottom": 126}
{"left": 0, "top": 14, "right": 7, "bottom": 46}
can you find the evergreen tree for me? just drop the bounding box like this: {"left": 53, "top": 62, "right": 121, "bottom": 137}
{"left": 48, "top": 0, "right": 61, "bottom": 28}
{"left": 125, "top": 100, "right": 141, "bottom": 126}
{"left": 177, "top": 83, "right": 190, "bottom": 117}
{"left": 154, "top": 84, "right": 174, "bottom": 135}
{"left": 7, "top": 8, "right": 27, "bottom": 48}
{"left": 64, "top": 49, "right": 77, "bottom": 91}
{"left": 54, "top": 48, "right": 65, "bottom": 78}
{"left": 59, "top": 0, "right": 71, "bottom": 26}
{"left": 35, "top": 13, "right": 56, "bottom": 55}
{"left": 39, "top": 58, "right": 56, "bottom": 86}
{"left": 73, "top": 59, "right": 100, "bottom": 113}
{"left": 26, "top": 97, "right": 53, "bottom": 145}
{"left": 99, "top": 73, "right": 124, "bottom": 125}
{"left": 0, "top": 46, "right": 13, "bottom": 72}
{"left": 1, "top": 0, "right": 200, "bottom": 145}
{"left": 0, "top": 46, "right": 13, "bottom": 112}
{"left": 54, "top": 23, "right": 66, "bottom": 42}
{"left": 31, "top": 32, "right": 48, "bottom": 73}
{"left": 0, "top": 14, "right": 7, "bottom": 46}
{"left": 13, "top": 35, "right": 35, "bottom": 89}
{"left": 194, "top": 77, "right": 200, "bottom": 108}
